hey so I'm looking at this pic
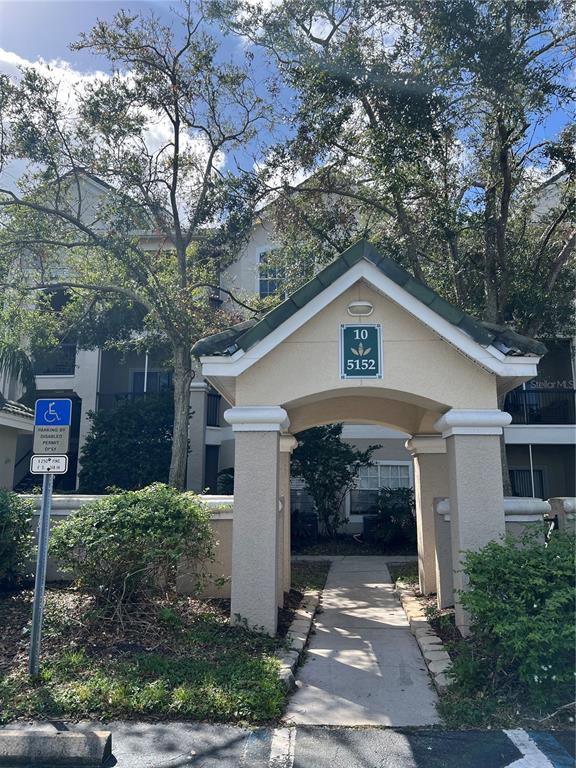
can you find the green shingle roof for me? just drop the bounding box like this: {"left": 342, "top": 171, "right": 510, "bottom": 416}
{"left": 192, "top": 240, "right": 546, "bottom": 359}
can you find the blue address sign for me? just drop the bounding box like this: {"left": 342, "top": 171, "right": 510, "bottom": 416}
{"left": 340, "top": 324, "right": 382, "bottom": 379}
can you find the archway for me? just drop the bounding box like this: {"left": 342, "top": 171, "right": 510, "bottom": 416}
{"left": 194, "top": 240, "right": 543, "bottom": 634}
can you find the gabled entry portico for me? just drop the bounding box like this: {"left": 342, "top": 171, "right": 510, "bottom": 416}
{"left": 194, "top": 240, "right": 544, "bottom": 635}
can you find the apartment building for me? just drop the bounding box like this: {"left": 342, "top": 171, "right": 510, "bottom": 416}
{"left": 1, "top": 185, "right": 574, "bottom": 506}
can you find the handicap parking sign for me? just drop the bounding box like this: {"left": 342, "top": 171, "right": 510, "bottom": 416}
{"left": 34, "top": 399, "right": 72, "bottom": 427}
{"left": 33, "top": 399, "right": 72, "bottom": 455}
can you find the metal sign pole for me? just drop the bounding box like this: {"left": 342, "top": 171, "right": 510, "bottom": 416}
{"left": 28, "top": 472, "right": 54, "bottom": 677}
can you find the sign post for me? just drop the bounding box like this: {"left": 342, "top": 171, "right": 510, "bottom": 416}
{"left": 28, "top": 472, "right": 54, "bottom": 677}
{"left": 28, "top": 398, "right": 72, "bottom": 677}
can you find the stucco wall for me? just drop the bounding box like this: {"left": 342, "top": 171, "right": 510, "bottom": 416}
{"left": 346, "top": 438, "right": 411, "bottom": 462}
{"left": 177, "top": 513, "right": 233, "bottom": 599}
{"left": 235, "top": 282, "right": 499, "bottom": 430}
{"left": 221, "top": 219, "right": 277, "bottom": 296}
{"left": 0, "top": 426, "right": 18, "bottom": 489}
{"left": 25, "top": 495, "right": 233, "bottom": 598}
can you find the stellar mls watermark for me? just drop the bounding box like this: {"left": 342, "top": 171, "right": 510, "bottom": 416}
{"left": 526, "top": 379, "right": 574, "bottom": 389}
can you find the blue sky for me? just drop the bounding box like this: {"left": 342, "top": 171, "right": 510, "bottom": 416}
{"left": 0, "top": 0, "right": 290, "bottom": 187}
{"left": 0, "top": 0, "right": 572, "bottom": 190}
{"left": 0, "top": 1, "right": 176, "bottom": 71}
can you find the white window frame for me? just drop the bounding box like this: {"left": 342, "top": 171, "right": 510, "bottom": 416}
{"left": 257, "top": 248, "right": 283, "bottom": 299}
{"left": 356, "top": 460, "right": 414, "bottom": 490}
{"left": 348, "top": 460, "right": 414, "bottom": 520}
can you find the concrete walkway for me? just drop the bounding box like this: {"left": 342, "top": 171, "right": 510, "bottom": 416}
{"left": 284, "top": 557, "right": 440, "bottom": 726}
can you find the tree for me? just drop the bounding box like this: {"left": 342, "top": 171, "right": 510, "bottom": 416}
{"left": 0, "top": 3, "right": 266, "bottom": 487}
{"left": 291, "top": 423, "right": 379, "bottom": 537}
{"left": 78, "top": 395, "right": 175, "bottom": 493}
{"left": 213, "top": 0, "right": 575, "bottom": 338}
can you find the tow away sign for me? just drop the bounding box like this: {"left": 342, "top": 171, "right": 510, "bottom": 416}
{"left": 30, "top": 455, "right": 69, "bottom": 475}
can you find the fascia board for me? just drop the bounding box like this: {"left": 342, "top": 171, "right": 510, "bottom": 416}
{"left": 0, "top": 412, "right": 34, "bottom": 432}
{"left": 200, "top": 261, "right": 541, "bottom": 380}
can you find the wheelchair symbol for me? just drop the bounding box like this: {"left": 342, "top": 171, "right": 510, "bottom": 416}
{"left": 43, "top": 402, "right": 61, "bottom": 423}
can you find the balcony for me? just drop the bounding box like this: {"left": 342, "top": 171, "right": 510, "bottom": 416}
{"left": 96, "top": 391, "right": 172, "bottom": 411}
{"left": 504, "top": 388, "right": 575, "bottom": 425}
{"left": 32, "top": 343, "right": 77, "bottom": 376}
{"left": 206, "top": 390, "right": 221, "bottom": 427}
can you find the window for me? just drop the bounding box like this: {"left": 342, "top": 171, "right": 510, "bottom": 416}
{"left": 132, "top": 370, "right": 173, "bottom": 394}
{"left": 509, "top": 468, "right": 544, "bottom": 498}
{"left": 258, "top": 251, "right": 283, "bottom": 298}
{"left": 350, "top": 462, "right": 412, "bottom": 515}
{"left": 357, "top": 463, "right": 411, "bottom": 490}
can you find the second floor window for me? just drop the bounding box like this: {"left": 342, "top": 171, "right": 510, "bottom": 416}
{"left": 132, "top": 370, "right": 172, "bottom": 394}
{"left": 259, "top": 251, "right": 283, "bottom": 298}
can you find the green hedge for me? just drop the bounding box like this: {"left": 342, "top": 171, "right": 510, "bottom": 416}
{"left": 50, "top": 484, "right": 214, "bottom": 606}
{"left": 0, "top": 490, "right": 33, "bottom": 587}
{"left": 454, "top": 531, "right": 575, "bottom": 709}
{"left": 78, "top": 396, "right": 173, "bottom": 492}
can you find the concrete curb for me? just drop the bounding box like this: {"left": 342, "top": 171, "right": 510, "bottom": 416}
{"left": 0, "top": 728, "right": 112, "bottom": 766}
{"left": 394, "top": 581, "right": 454, "bottom": 694}
{"left": 276, "top": 588, "right": 322, "bottom": 691}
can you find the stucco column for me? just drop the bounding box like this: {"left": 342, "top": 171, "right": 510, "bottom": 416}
{"left": 224, "top": 405, "right": 289, "bottom": 635}
{"left": 434, "top": 498, "right": 454, "bottom": 609}
{"left": 435, "top": 409, "right": 511, "bottom": 635}
{"left": 74, "top": 347, "right": 101, "bottom": 486}
{"left": 279, "top": 434, "right": 297, "bottom": 600}
{"left": 187, "top": 382, "right": 208, "bottom": 491}
{"left": 405, "top": 435, "right": 448, "bottom": 596}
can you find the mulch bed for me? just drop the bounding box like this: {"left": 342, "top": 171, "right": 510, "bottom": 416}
{"left": 0, "top": 578, "right": 313, "bottom": 676}
{"left": 0, "top": 586, "right": 238, "bottom": 676}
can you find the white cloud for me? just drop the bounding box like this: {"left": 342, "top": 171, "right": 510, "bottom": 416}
{"left": 0, "top": 47, "right": 226, "bottom": 215}
{"left": 253, "top": 154, "right": 311, "bottom": 209}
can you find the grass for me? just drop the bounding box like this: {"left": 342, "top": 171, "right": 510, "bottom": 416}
{"left": 291, "top": 560, "right": 331, "bottom": 592}
{"left": 387, "top": 561, "right": 419, "bottom": 586}
{"left": 0, "top": 588, "right": 286, "bottom": 724}
{"left": 0, "top": 561, "right": 331, "bottom": 725}
{"left": 293, "top": 535, "right": 416, "bottom": 557}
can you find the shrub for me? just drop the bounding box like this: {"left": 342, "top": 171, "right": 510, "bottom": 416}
{"left": 50, "top": 484, "right": 214, "bottom": 607}
{"left": 217, "top": 467, "right": 234, "bottom": 494}
{"left": 78, "top": 395, "right": 174, "bottom": 492}
{"left": 292, "top": 424, "right": 380, "bottom": 537}
{"left": 371, "top": 487, "right": 416, "bottom": 547}
{"left": 0, "top": 490, "right": 33, "bottom": 587}
{"left": 457, "top": 531, "right": 575, "bottom": 708}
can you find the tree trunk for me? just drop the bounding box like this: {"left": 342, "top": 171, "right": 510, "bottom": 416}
{"left": 169, "top": 343, "right": 193, "bottom": 489}
{"left": 483, "top": 183, "right": 500, "bottom": 323}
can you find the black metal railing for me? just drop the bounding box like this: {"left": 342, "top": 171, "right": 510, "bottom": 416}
{"left": 206, "top": 391, "right": 221, "bottom": 427}
{"left": 504, "top": 388, "right": 575, "bottom": 425}
{"left": 96, "top": 391, "right": 172, "bottom": 411}
{"left": 32, "top": 343, "right": 77, "bottom": 376}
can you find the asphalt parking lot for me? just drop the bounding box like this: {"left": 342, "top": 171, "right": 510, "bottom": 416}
{"left": 105, "top": 722, "right": 575, "bottom": 768}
